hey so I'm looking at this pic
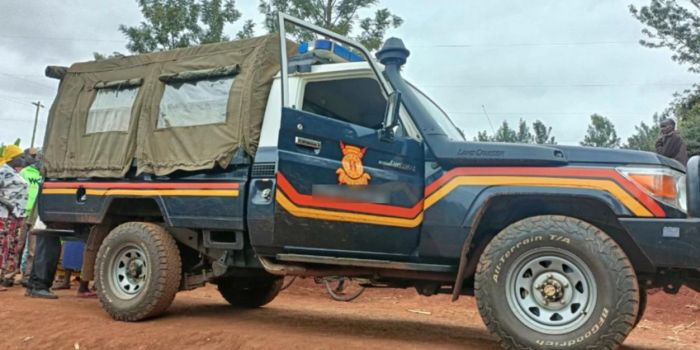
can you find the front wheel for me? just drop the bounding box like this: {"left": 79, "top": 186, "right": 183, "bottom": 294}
{"left": 475, "top": 215, "right": 639, "bottom": 349}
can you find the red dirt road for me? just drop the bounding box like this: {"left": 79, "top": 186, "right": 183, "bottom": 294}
{"left": 0, "top": 280, "right": 698, "bottom": 350}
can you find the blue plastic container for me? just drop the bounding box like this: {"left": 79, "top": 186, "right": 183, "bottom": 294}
{"left": 62, "top": 240, "right": 85, "bottom": 271}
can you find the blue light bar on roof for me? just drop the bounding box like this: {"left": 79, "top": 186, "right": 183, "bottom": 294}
{"left": 297, "top": 39, "right": 365, "bottom": 63}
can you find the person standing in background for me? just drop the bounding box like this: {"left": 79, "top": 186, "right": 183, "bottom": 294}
{"left": 656, "top": 117, "right": 689, "bottom": 165}
{"left": 18, "top": 148, "right": 42, "bottom": 285}
{"left": 0, "top": 144, "right": 29, "bottom": 290}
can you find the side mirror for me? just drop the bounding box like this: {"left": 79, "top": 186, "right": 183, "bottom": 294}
{"left": 381, "top": 90, "right": 402, "bottom": 141}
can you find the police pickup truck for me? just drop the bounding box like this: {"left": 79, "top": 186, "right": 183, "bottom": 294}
{"left": 38, "top": 14, "right": 700, "bottom": 350}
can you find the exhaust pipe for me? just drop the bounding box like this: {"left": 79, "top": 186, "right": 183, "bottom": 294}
{"left": 258, "top": 257, "right": 308, "bottom": 276}
{"left": 258, "top": 257, "right": 370, "bottom": 277}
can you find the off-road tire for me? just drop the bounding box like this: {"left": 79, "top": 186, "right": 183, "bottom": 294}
{"left": 217, "top": 277, "right": 283, "bottom": 308}
{"left": 95, "top": 222, "right": 182, "bottom": 321}
{"left": 635, "top": 288, "right": 647, "bottom": 327}
{"left": 475, "top": 215, "right": 639, "bottom": 349}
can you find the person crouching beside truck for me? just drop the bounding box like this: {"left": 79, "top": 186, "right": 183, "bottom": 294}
{"left": 0, "top": 145, "right": 28, "bottom": 290}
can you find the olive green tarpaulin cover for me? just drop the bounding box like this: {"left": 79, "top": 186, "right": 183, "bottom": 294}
{"left": 43, "top": 34, "right": 294, "bottom": 178}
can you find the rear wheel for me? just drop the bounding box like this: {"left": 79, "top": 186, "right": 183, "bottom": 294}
{"left": 95, "top": 222, "right": 182, "bottom": 321}
{"left": 475, "top": 215, "right": 639, "bottom": 349}
{"left": 217, "top": 276, "right": 282, "bottom": 308}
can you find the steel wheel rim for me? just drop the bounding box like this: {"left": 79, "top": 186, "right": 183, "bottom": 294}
{"left": 505, "top": 247, "right": 597, "bottom": 334}
{"left": 109, "top": 244, "right": 148, "bottom": 300}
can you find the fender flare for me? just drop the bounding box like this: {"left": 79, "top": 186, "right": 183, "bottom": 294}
{"left": 449, "top": 186, "right": 651, "bottom": 301}
{"left": 90, "top": 195, "right": 171, "bottom": 225}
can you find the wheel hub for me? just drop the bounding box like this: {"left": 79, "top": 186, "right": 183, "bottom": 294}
{"left": 127, "top": 259, "right": 144, "bottom": 280}
{"left": 111, "top": 246, "right": 148, "bottom": 299}
{"left": 506, "top": 249, "right": 597, "bottom": 335}
{"left": 533, "top": 272, "right": 572, "bottom": 308}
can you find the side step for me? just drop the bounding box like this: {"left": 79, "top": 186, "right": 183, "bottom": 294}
{"left": 276, "top": 254, "right": 455, "bottom": 272}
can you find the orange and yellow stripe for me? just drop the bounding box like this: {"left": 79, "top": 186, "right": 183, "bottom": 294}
{"left": 42, "top": 182, "right": 240, "bottom": 197}
{"left": 276, "top": 167, "right": 665, "bottom": 228}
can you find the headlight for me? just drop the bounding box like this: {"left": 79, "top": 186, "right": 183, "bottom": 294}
{"left": 617, "top": 166, "right": 687, "bottom": 212}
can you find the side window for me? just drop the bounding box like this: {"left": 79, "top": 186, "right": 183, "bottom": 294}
{"left": 158, "top": 75, "right": 235, "bottom": 129}
{"left": 302, "top": 78, "right": 386, "bottom": 129}
{"left": 86, "top": 85, "right": 139, "bottom": 134}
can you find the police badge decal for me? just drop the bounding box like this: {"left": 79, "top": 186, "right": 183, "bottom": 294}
{"left": 337, "top": 141, "right": 371, "bottom": 185}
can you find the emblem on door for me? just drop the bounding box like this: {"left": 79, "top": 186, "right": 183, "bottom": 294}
{"left": 337, "top": 141, "right": 371, "bottom": 185}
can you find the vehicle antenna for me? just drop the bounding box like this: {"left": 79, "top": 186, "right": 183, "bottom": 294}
{"left": 481, "top": 104, "right": 496, "bottom": 134}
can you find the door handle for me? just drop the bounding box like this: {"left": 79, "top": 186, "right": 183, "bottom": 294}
{"left": 295, "top": 136, "right": 321, "bottom": 150}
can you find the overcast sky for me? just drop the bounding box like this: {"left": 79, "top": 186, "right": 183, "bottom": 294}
{"left": 0, "top": 0, "right": 696, "bottom": 147}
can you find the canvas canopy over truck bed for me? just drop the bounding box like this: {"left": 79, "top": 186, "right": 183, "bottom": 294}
{"left": 43, "top": 34, "right": 294, "bottom": 178}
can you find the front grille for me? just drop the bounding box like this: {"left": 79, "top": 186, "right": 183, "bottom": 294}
{"left": 251, "top": 163, "right": 276, "bottom": 178}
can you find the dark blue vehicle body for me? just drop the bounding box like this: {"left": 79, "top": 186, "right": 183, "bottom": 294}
{"left": 38, "top": 35, "right": 700, "bottom": 301}
{"left": 33, "top": 17, "right": 700, "bottom": 350}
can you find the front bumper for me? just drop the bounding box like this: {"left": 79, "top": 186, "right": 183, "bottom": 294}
{"left": 620, "top": 218, "right": 700, "bottom": 270}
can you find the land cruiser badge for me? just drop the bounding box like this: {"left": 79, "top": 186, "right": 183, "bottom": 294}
{"left": 337, "top": 141, "right": 371, "bottom": 185}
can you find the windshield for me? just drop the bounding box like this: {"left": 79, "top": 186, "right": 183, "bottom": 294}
{"left": 407, "top": 83, "right": 465, "bottom": 141}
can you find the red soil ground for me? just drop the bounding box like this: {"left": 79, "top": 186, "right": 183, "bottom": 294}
{"left": 0, "top": 278, "right": 697, "bottom": 350}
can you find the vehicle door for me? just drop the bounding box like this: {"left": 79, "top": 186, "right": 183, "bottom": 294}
{"left": 274, "top": 75, "right": 424, "bottom": 259}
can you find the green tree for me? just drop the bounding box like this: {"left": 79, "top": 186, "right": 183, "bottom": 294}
{"left": 624, "top": 114, "right": 661, "bottom": 152}
{"left": 93, "top": 52, "right": 125, "bottom": 60}
{"left": 475, "top": 130, "right": 490, "bottom": 142}
{"left": 492, "top": 121, "right": 517, "bottom": 142}
{"left": 476, "top": 119, "right": 556, "bottom": 144}
{"left": 515, "top": 119, "right": 534, "bottom": 143}
{"left": 236, "top": 19, "right": 256, "bottom": 39}
{"left": 532, "top": 120, "right": 557, "bottom": 144}
{"left": 119, "top": 0, "right": 245, "bottom": 54}
{"left": 630, "top": 1, "right": 700, "bottom": 73}
{"left": 581, "top": 114, "right": 620, "bottom": 148}
{"left": 681, "top": 112, "right": 700, "bottom": 157}
{"left": 473, "top": 120, "right": 520, "bottom": 143}
{"left": 259, "top": 0, "right": 403, "bottom": 51}
{"left": 631, "top": 1, "right": 700, "bottom": 155}
{"left": 668, "top": 86, "right": 700, "bottom": 155}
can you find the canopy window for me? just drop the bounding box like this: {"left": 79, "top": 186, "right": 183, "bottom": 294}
{"left": 157, "top": 75, "right": 236, "bottom": 129}
{"left": 86, "top": 84, "right": 140, "bottom": 134}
